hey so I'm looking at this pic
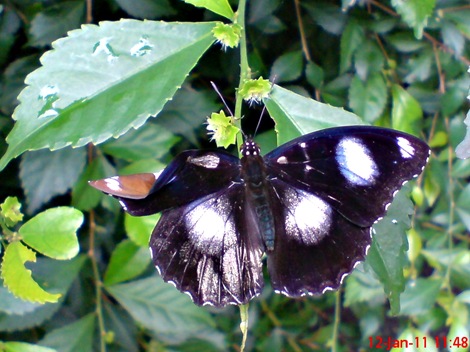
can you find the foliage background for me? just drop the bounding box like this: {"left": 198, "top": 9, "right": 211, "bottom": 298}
{"left": 0, "top": 0, "right": 469, "bottom": 351}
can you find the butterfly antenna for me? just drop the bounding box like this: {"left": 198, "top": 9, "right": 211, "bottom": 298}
{"left": 210, "top": 81, "right": 234, "bottom": 117}
{"left": 254, "top": 103, "right": 268, "bottom": 137}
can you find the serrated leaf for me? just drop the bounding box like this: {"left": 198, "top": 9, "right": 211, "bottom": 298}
{"left": 366, "top": 188, "right": 413, "bottom": 315}
{"left": 104, "top": 240, "right": 151, "bottom": 286}
{"left": 19, "top": 207, "right": 82, "bottom": 260}
{"left": 0, "top": 196, "right": 24, "bottom": 227}
{"left": 183, "top": 0, "right": 234, "bottom": 20}
{"left": 1, "top": 242, "right": 61, "bottom": 303}
{"left": 39, "top": 314, "right": 95, "bottom": 352}
{"left": 125, "top": 213, "right": 159, "bottom": 247}
{"left": 391, "top": 0, "right": 436, "bottom": 39}
{"left": 349, "top": 73, "right": 387, "bottom": 123}
{"left": 107, "top": 277, "right": 215, "bottom": 337}
{"left": 0, "top": 20, "right": 217, "bottom": 171}
{"left": 264, "top": 84, "right": 363, "bottom": 145}
{"left": 20, "top": 147, "right": 86, "bottom": 213}
{"left": 2, "top": 342, "right": 56, "bottom": 352}
{"left": 0, "top": 256, "right": 85, "bottom": 331}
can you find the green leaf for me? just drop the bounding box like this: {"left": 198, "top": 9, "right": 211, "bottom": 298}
{"left": 456, "top": 183, "right": 470, "bottom": 231}
{"left": 305, "top": 61, "right": 324, "bottom": 89}
{"left": 264, "top": 84, "right": 363, "bottom": 145}
{"left": 0, "top": 256, "right": 86, "bottom": 331}
{"left": 1, "top": 196, "right": 24, "bottom": 227}
{"left": 206, "top": 110, "right": 240, "bottom": 148}
{"left": 107, "top": 277, "right": 215, "bottom": 337}
{"left": 391, "top": 0, "right": 436, "bottom": 39}
{"left": 339, "top": 19, "right": 364, "bottom": 73}
{"left": 348, "top": 73, "right": 387, "bottom": 123}
{"left": 39, "top": 314, "right": 95, "bottom": 352}
{"left": 366, "top": 188, "right": 414, "bottom": 315}
{"left": 19, "top": 207, "right": 82, "bottom": 260}
{"left": 101, "top": 122, "right": 180, "bottom": 162}
{"left": 125, "top": 213, "right": 159, "bottom": 247}
{"left": 0, "top": 20, "right": 217, "bottom": 171}
{"left": 1, "top": 342, "right": 56, "bottom": 352}
{"left": 104, "top": 240, "right": 151, "bottom": 286}
{"left": 1, "top": 242, "right": 61, "bottom": 303}
{"left": 183, "top": 0, "right": 234, "bottom": 20}
{"left": 114, "top": 0, "right": 176, "bottom": 19}
{"left": 391, "top": 84, "right": 423, "bottom": 136}
{"left": 20, "top": 147, "right": 86, "bottom": 213}
{"left": 270, "top": 51, "right": 303, "bottom": 83}
{"left": 353, "top": 41, "right": 384, "bottom": 80}
{"left": 399, "top": 278, "right": 442, "bottom": 316}
{"left": 0, "top": 286, "right": 41, "bottom": 315}
{"left": 28, "top": 1, "right": 85, "bottom": 48}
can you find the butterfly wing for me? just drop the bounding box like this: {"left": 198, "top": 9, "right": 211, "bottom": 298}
{"left": 149, "top": 185, "right": 265, "bottom": 307}
{"left": 267, "top": 179, "right": 370, "bottom": 296}
{"left": 90, "top": 150, "right": 242, "bottom": 216}
{"left": 264, "top": 126, "right": 429, "bottom": 296}
{"left": 265, "top": 126, "right": 430, "bottom": 227}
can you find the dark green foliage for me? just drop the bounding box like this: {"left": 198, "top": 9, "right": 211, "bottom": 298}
{"left": 0, "top": 0, "right": 469, "bottom": 351}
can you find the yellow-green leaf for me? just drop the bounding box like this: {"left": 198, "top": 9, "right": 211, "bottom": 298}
{"left": 183, "top": 0, "right": 234, "bottom": 20}
{"left": 1, "top": 196, "right": 24, "bottom": 227}
{"left": 1, "top": 241, "right": 61, "bottom": 303}
{"left": 19, "top": 207, "right": 82, "bottom": 260}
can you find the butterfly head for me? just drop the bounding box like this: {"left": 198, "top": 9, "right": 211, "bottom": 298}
{"left": 241, "top": 138, "right": 261, "bottom": 158}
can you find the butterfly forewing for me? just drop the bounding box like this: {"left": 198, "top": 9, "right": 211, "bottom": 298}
{"left": 149, "top": 185, "right": 264, "bottom": 307}
{"left": 264, "top": 126, "right": 430, "bottom": 227}
{"left": 105, "top": 150, "right": 241, "bottom": 216}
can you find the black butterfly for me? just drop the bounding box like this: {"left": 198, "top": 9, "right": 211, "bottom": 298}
{"left": 90, "top": 125, "right": 429, "bottom": 307}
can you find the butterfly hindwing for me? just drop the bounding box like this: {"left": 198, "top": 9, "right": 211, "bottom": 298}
{"left": 265, "top": 126, "right": 429, "bottom": 227}
{"left": 267, "top": 179, "right": 371, "bottom": 296}
{"left": 149, "top": 185, "right": 265, "bottom": 307}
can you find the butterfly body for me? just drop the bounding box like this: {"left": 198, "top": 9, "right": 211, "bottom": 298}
{"left": 90, "top": 126, "right": 430, "bottom": 307}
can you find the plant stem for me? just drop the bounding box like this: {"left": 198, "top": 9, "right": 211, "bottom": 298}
{"left": 234, "top": 0, "right": 250, "bottom": 152}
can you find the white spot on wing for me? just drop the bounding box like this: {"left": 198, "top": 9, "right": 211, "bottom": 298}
{"left": 336, "top": 137, "right": 378, "bottom": 186}
{"left": 284, "top": 189, "right": 332, "bottom": 245}
{"left": 189, "top": 154, "right": 220, "bottom": 168}
{"left": 397, "top": 137, "right": 415, "bottom": 159}
{"left": 104, "top": 176, "right": 122, "bottom": 192}
{"left": 277, "top": 156, "right": 288, "bottom": 164}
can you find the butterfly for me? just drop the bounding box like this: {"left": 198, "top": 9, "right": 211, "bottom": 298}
{"left": 90, "top": 125, "right": 430, "bottom": 307}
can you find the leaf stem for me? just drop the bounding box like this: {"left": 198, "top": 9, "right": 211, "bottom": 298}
{"left": 331, "top": 289, "right": 342, "bottom": 352}
{"left": 234, "top": 0, "right": 250, "bottom": 152}
{"left": 89, "top": 204, "right": 107, "bottom": 351}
